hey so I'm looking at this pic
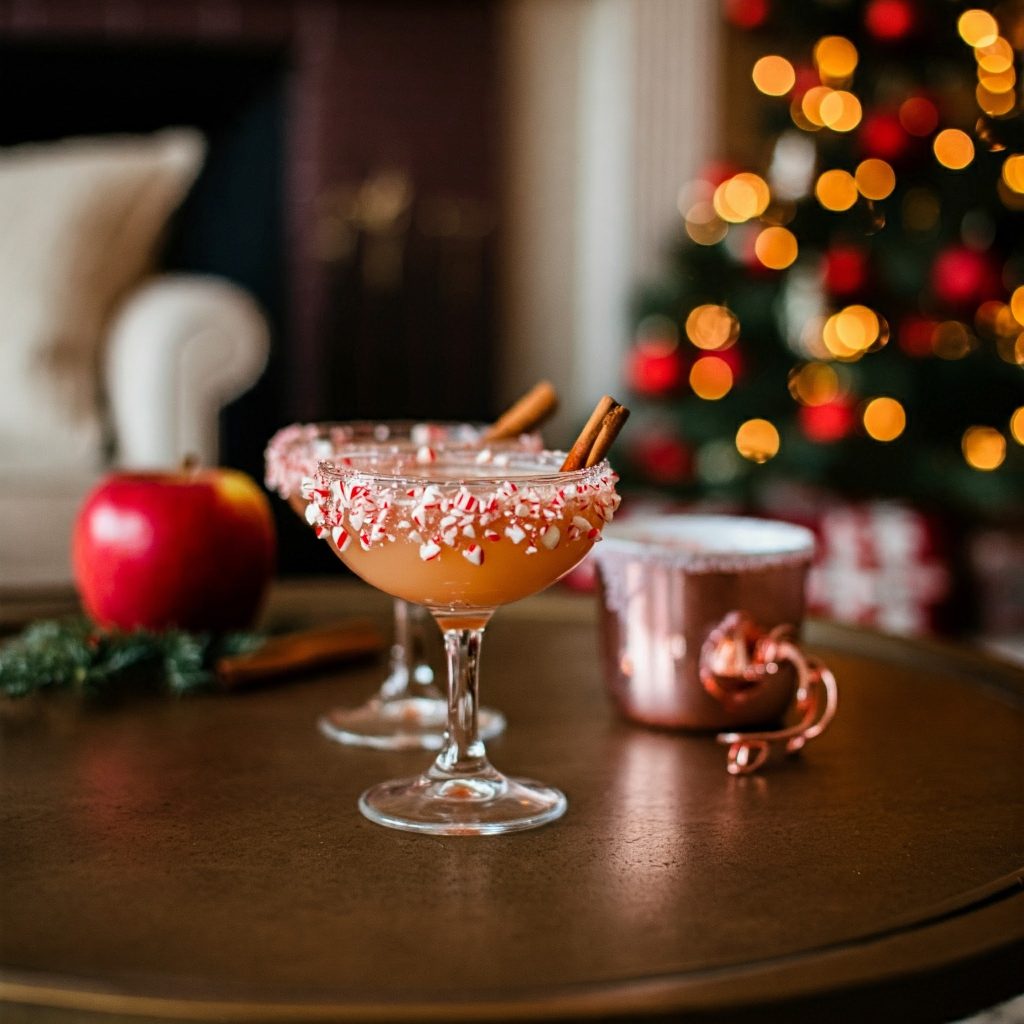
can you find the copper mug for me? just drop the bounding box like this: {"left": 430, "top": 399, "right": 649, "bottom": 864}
{"left": 592, "top": 514, "right": 837, "bottom": 774}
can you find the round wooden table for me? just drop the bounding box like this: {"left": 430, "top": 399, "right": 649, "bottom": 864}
{"left": 1, "top": 581, "right": 1022, "bottom": 1023}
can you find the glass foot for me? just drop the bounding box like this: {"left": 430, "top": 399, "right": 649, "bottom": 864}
{"left": 318, "top": 698, "right": 506, "bottom": 751}
{"left": 358, "top": 770, "right": 567, "bottom": 835}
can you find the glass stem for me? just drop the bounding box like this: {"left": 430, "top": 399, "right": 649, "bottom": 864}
{"left": 432, "top": 626, "right": 492, "bottom": 779}
{"left": 381, "top": 600, "right": 436, "bottom": 701}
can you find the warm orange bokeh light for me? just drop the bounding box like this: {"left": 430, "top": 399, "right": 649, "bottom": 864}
{"left": 1010, "top": 285, "right": 1024, "bottom": 325}
{"left": 814, "top": 36, "right": 859, "bottom": 82}
{"left": 862, "top": 397, "right": 906, "bottom": 441}
{"left": 752, "top": 55, "right": 796, "bottom": 96}
{"left": 754, "top": 226, "right": 799, "bottom": 269}
{"left": 815, "top": 169, "right": 859, "bottom": 211}
{"left": 933, "top": 129, "right": 975, "bottom": 170}
{"left": 788, "top": 362, "right": 841, "bottom": 406}
{"left": 685, "top": 304, "right": 740, "bottom": 350}
{"left": 962, "top": 425, "right": 1006, "bottom": 470}
{"left": 689, "top": 356, "right": 734, "bottom": 400}
{"left": 1001, "top": 154, "right": 1024, "bottom": 193}
{"left": 855, "top": 159, "right": 896, "bottom": 200}
{"left": 713, "top": 174, "right": 770, "bottom": 223}
{"left": 977, "top": 66, "right": 1017, "bottom": 94}
{"left": 1011, "top": 407, "right": 1024, "bottom": 445}
{"left": 958, "top": 9, "right": 999, "bottom": 48}
{"left": 820, "top": 90, "right": 863, "bottom": 132}
{"left": 975, "top": 37, "right": 1014, "bottom": 73}
{"left": 801, "top": 86, "right": 834, "bottom": 127}
{"left": 736, "top": 419, "right": 780, "bottom": 463}
{"left": 976, "top": 84, "right": 1016, "bottom": 116}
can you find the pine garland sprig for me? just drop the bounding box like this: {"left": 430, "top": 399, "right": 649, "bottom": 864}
{"left": 0, "top": 618, "right": 263, "bottom": 699}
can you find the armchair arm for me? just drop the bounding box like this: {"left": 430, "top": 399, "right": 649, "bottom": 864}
{"left": 105, "top": 274, "right": 269, "bottom": 469}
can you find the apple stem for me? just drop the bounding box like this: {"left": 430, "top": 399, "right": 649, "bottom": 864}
{"left": 181, "top": 454, "right": 200, "bottom": 474}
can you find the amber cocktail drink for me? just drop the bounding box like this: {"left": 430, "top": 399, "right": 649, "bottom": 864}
{"left": 265, "top": 421, "right": 531, "bottom": 750}
{"left": 308, "top": 448, "right": 620, "bottom": 835}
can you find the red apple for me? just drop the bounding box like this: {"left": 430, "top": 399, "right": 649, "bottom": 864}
{"left": 72, "top": 466, "right": 276, "bottom": 632}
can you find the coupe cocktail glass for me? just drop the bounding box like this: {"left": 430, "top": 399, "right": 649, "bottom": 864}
{"left": 266, "top": 421, "right": 537, "bottom": 750}
{"left": 308, "top": 448, "right": 620, "bottom": 835}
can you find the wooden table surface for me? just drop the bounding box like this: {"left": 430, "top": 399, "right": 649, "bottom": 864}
{"left": 1, "top": 580, "right": 1022, "bottom": 1023}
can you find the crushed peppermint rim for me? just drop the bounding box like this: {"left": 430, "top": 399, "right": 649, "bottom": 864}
{"left": 265, "top": 420, "right": 540, "bottom": 499}
{"left": 306, "top": 449, "right": 621, "bottom": 564}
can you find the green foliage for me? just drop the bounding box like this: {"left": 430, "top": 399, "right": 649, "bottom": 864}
{"left": 623, "top": 0, "right": 1024, "bottom": 520}
{"left": 0, "top": 619, "right": 263, "bottom": 700}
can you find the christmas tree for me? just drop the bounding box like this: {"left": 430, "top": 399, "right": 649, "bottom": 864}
{"left": 623, "top": 0, "right": 1024, "bottom": 529}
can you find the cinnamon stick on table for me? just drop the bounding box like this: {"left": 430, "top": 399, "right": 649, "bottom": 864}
{"left": 483, "top": 380, "right": 559, "bottom": 441}
{"left": 215, "top": 619, "right": 384, "bottom": 689}
{"left": 560, "top": 396, "right": 629, "bottom": 471}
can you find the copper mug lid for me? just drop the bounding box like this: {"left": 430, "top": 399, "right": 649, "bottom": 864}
{"left": 592, "top": 514, "right": 836, "bottom": 774}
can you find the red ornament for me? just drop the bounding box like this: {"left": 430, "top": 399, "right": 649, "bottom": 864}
{"left": 723, "top": 0, "right": 770, "bottom": 30}
{"left": 630, "top": 430, "right": 693, "bottom": 485}
{"left": 864, "top": 0, "right": 915, "bottom": 41}
{"left": 859, "top": 110, "right": 910, "bottom": 162}
{"left": 799, "top": 397, "right": 857, "bottom": 443}
{"left": 824, "top": 246, "right": 869, "bottom": 296}
{"left": 930, "top": 246, "right": 1001, "bottom": 309}
{"left": 626, "top": 341, "right": 686, "bottom": 397}
{"left": 898, "top": 315, "right": 938, "bottom": 357}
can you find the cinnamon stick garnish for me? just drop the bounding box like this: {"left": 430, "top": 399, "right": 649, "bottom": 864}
{"left": 585, "top": 402, "right": 630, "bottom": 468}
{"left": 560, "top": 395, "right": 629, "bottom": 471}
{"left": 483, "top": 380, "right": 559, "bottom": 441}
{"left": 215, "top": 618, "right": 384, "bottom": 689}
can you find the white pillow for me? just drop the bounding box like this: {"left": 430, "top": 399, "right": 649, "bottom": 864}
{"left": 0, "top": 129, "right": 205, "bottom": 471}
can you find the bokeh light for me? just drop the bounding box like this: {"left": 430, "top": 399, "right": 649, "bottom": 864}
{"left": 976, "top": 84, "right": 1016, "bottom": 116}
{"left": 815, "top": 169, "right": 859, "bottom": 211}
{"left": 735, "top": 419, "right": 780, "bottom": 463}
{"left": 997, "top": 333, "right": 1024, "bottom": 364}
{"left": 855, "top": 158, "right": 896, "bottom": 200}
{"left": 685, "top": 304, "right": 740, "bottom": 350}
{"left": 801, "top": 86, "right": 834, "bottom": 127}
{"left": 1011, "top": 285, "right": 1024, "bottom": 324}
{"left": 713, "top": 173, "right": 771, "bottom": 223}
{"left": 977, "top": 66, "right": 1016, "bottom": 94}
{"left": 754, "top": 225, "right": 799, "bottom": 269}
{"left": 689, "top": 356, "right": 734, "bottom": 400}
{"left": 752, "top": 55, "right": 796, "bottom": 96}
{"left": 823, "top": 305, "right": 886, "bottom": 359}
{"left": 1011, "top": 407, "right": 1024, "bottom": 444}
{"left": 1001, "top": 154, "right": 1024, "bottom": 193}
{"left": 814, "top": 36, "right": 859, "bottom": 82}
{"left": 820, "top": 90, "right": 863, "bottom": 132}
{"left": 933, "top": 129, "right": 975, "bottom": 169}
{"left": 975, "top": 36, "right": 1014, "bottom": 73}
{"left": 958, "top": 9, "right": 999, "bottom": 48}
{"left": 962, "top": 425, "right": 1006, "bottom": 469}
{"left": 788, "top": 362, "right": 841, "bottom": 405}
{"left": 862, "top": 397, "right": 906, "bottom": 441}
{"left": 685, "top": 200, "right": 729, "bottom": 246}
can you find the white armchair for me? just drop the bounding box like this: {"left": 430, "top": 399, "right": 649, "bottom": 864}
{"left": 0, "top": 274, "right": 269, "bottom": 589}
{"left": 107, "top": 274, "right": 269, "bottom": 470}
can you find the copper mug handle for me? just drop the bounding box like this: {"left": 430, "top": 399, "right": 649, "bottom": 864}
{"left": 699, "top": 611, "right": 838, "bottom": 775}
